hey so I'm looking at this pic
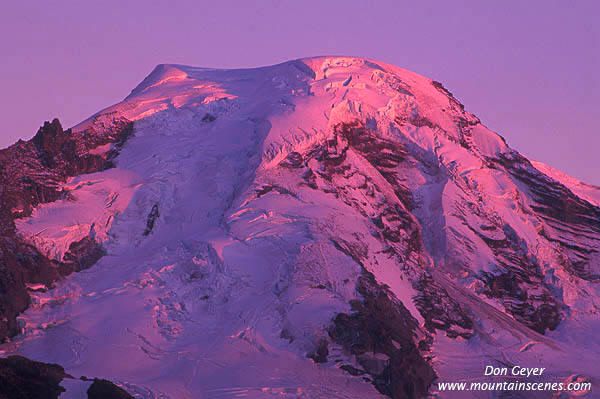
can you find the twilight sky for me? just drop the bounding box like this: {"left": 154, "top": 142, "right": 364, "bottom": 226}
{"left": 1, "top": 1, "right": 598, "bottom": 184}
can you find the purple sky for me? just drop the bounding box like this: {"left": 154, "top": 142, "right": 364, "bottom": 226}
{"left": 2, "top": 1, "right": 598, "bottom": 184}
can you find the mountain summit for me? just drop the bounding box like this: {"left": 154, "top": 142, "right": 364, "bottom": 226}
{"left": 1, "top": 57, "right": 598, "bottom": 398}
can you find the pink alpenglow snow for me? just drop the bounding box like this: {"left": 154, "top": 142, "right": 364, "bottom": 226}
{"left": 0, "top": 57, "right": 598, "bottom": 399}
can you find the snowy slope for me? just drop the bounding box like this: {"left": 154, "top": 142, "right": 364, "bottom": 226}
{"left": 1, "top": 57, "right": 598, "bottom": 398}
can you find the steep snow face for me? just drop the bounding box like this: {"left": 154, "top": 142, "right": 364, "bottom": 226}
{"left": 3, "top": 57, "right": 599, "bottom": 398}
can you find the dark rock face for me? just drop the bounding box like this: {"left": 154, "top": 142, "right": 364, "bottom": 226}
{"left": 0, "top": 355, "right": 70, "bottom": 399}
{"left": 201, "top": 113, "right": 216, "bottom": 123}
{"left": 32, "top": 119, "right": 96, "bottom": 172}
{"left": 143, "top": 204, "right": 160, "bottom": 236}
{"left": 279, "top": 151, "right": 303, "bottom": 168}
{"left": 472, "top": 152, "right": 600, "bottom": 332}
{"left": 481, "top": 270, "right": 560, "bottom": 333}
{"left": 86, "top": 378, "right": 134, "bottom": 399}
{"left": 413, "top": 276, "right": 474, "bottom": 339}
{"left": 460, "top": 213, "right": 563, "bottom": 333}
{"left": 0, "top": 355, "right": 133, "bottom": 399}
{"left": 0, "top": 117, "right": 133, "bottom": 342}
{"left": 307, "top": 338, "right": 329, "bottom": 363}
{"left": 1, "top": 118, "right": 133, "bottom": 220}
{"left": 495, "top": 152, "right": 600, "bottom": 281}
{"left": 329, "top": 272, "right": 436, "bottom": 399}
{"left": 0, "top": 240, "right": 56, "bottom": 339}
{"left": 60, "top": 237, "right": 107, "bottom": 275}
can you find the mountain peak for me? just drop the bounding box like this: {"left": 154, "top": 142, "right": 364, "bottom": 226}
{"left": 1, "top": 56, "right": 598, "bottom": 399}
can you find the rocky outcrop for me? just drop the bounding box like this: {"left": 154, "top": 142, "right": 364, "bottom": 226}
{"left": 329, "top": 272, "right": 436, "bottom": 399}
{"left": 0, "top": 355, "right": 133, "bottom": 399}
{"left": 0, "top": 118, "right": 133, "bottom": 342}
{"left": 143, "top": 204, "right": 160, "bottom": 236}
{"left": 413, "top": 276, "right": 474, "bottom": 339}
{"left": 494, "top": 152, "right": 600, "bottom": 282}
{"left": 0, "top": 240, "right": 56, "bottom": 339}
{"left": 85, "top": 378, "right": 134, "bottom": 399}
{"left": 0, "top": 355, "right": 70, "bottom": 399}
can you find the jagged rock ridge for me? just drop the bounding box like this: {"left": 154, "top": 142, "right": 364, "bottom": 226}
{"left": 0, "top": 118, "right": 132, "bottom": 339}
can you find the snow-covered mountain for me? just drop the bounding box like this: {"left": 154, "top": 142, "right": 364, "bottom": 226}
{"left": 1, "top": 57, "right": 599, "bottom": 398}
